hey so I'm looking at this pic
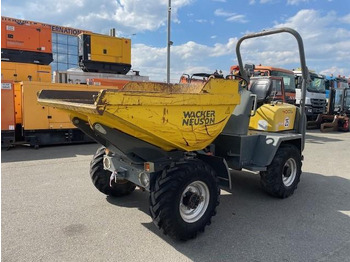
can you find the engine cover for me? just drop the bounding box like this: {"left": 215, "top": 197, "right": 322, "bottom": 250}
{"left": 249, "top": 103, "right": 297, "bottom": 132}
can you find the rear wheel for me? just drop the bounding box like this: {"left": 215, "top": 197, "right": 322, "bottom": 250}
{"left": 260, "top": 145, "right": 301, "bottom": 198}
{"left": 90, "top": 147, "right": 135, "bottom": 197}
{"left": 149, "top": 159, "right": 220, "bottom": 241}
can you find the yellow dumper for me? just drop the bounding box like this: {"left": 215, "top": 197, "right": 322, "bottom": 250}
{"left": 38, "top": 28, "right": 308, "bottom": 241}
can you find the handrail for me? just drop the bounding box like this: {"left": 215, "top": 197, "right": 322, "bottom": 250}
{"left": 236, "top": 27, "right": 307, "bottom": 150}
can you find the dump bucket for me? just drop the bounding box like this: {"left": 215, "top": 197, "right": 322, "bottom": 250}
{"left": 38, "top": 78, "right": 241, "bottom": 151}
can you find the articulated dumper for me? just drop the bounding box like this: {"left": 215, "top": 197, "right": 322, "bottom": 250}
{"left": 38, "top": 28, "right": 308, "bottom": 241}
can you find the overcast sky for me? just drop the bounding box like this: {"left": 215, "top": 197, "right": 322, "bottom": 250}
{"left": 2, "top": 0, "right": 350, "bottom": 82}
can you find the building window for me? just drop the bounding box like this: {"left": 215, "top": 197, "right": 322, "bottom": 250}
{"left": 68, "top": 36, "right": 78, "bottom": 46}
{"left": 50, "top": 32, "right": 79, "bottom": 73}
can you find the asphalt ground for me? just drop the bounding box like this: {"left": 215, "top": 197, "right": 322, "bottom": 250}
{"left": 2, "top": 130, "right": 350, "bottom": 262}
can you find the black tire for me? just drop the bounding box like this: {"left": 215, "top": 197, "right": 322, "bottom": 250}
{"left": 149, "top": 159, "right": 220, "bottom": 241}
{"left": 260, "top": 145, "right": 302, "bottom": 198}
{"left": 90, "top": 147, "right": 136, "bottom": 197}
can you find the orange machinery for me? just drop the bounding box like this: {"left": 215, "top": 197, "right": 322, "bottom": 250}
{"left": 1, "top": 61, "right": 51, "bottom": 82}
{"left": 1, "top": 80, "right": 16, "bottom": 147}
{"left": 1, "top": 19, "right": 53, "bottom": 65}
{"left": 1, "top": 62, "right": 52, "bottom": 125}
{"left": 1, "top": 62, "right": 52, "bottom": 147}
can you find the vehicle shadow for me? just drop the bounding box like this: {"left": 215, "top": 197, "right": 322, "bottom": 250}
{"left": 305, "top": 130, "right": 345, "bottom": 144}
{"left": 106, "top": 170, "right": 350, "bottom": 262}
{"left": 1, "top": 143, "right": 99, "bottom": 163}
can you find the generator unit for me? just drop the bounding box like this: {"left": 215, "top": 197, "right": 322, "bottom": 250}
{"left": 13, "top": 81, "right": 132, "bottom": 147}
{"left": 1, "top": 62, "right": 52, "bottom": 147}
{"left": 78, "top": 33, "right": 131, "bottom": 74}
{"left": 1, "top": 61, "right": 51, "bottom": 82}
{"left": 1, "top": 81, "right": 16, "bottom": 147}
{"left": 1, "top": 19, "right": 53, "bottom": 65}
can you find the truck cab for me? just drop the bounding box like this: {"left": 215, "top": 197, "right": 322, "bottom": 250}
{"left": 294, "top": 70, "right": 326, "bottom": 121}
{"left": 332, "top": 85, "right": 350, "bottom": 116}
{"left": 325, "top": 75, "right": 349, "bottom": 99}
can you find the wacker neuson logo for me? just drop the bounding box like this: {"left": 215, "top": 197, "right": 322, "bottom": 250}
{"left": 182, "top": 110, "right": 215, "bottom": 126}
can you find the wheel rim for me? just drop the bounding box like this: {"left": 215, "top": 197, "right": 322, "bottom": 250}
{"left": 179, "top": 181, "right": 210, "bottom": 223}
{"left": 282, "top": 158, "right": 297, "bottom": 187}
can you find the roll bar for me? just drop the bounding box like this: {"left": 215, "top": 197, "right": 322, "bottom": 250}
{"left": 235, "top": 27, "right": 308, "bottom": 147}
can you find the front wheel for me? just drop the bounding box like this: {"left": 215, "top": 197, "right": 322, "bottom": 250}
{"left": 260, "top": 145, "right": 302, "bottom": 198}
{"left": 90, "top": 147, "right": 136, "bottom": 197}
{"left": 149, "top": 159, "right": 220, "bottom": 241}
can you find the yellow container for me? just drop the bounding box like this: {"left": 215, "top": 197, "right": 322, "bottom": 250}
{"left": 249, "top": 103, "right": 297, "bottom": 131}
{"left": 38, "top": 79, "right": 241, "bottom": 151}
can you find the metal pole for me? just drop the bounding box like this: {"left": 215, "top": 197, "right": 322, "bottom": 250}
{"left": 166, "top": 0, "right": 171, "bottom": 84}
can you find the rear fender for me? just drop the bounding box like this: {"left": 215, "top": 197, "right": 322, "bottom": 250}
{"left": 250, "top": 135, "right": 302, "bottom": 168}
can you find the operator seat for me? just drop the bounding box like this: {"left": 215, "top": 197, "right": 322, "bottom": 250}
{"left": 249, "top": 80, "right": 272, "bottom": 107}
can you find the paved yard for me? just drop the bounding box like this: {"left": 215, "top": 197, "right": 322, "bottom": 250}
{"left": 2, "top": 130, "right": 350, "bottom": 261}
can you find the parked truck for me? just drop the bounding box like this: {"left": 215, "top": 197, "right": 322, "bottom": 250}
{"left": 294, "top": 70, "right": 326, "bottom": 121}
{"left": 308, "top": 85, "right": 350, "bottom": 132}
{"left": 325, "top": 75, "right": 349, "bottom": 100}
{"left": 38, "top": 28, "right": 308, "bottom": 241}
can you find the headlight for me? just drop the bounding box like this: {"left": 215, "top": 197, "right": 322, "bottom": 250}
{"left": 103, "top": 157, "right": 111, "bottom": 169}
{"left": 139, "top": 172, "right": 150, "bottom": 188}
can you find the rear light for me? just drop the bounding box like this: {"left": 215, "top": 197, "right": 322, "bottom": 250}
{"left": 144, "top": 162, "right": 154, "bottom": 172}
